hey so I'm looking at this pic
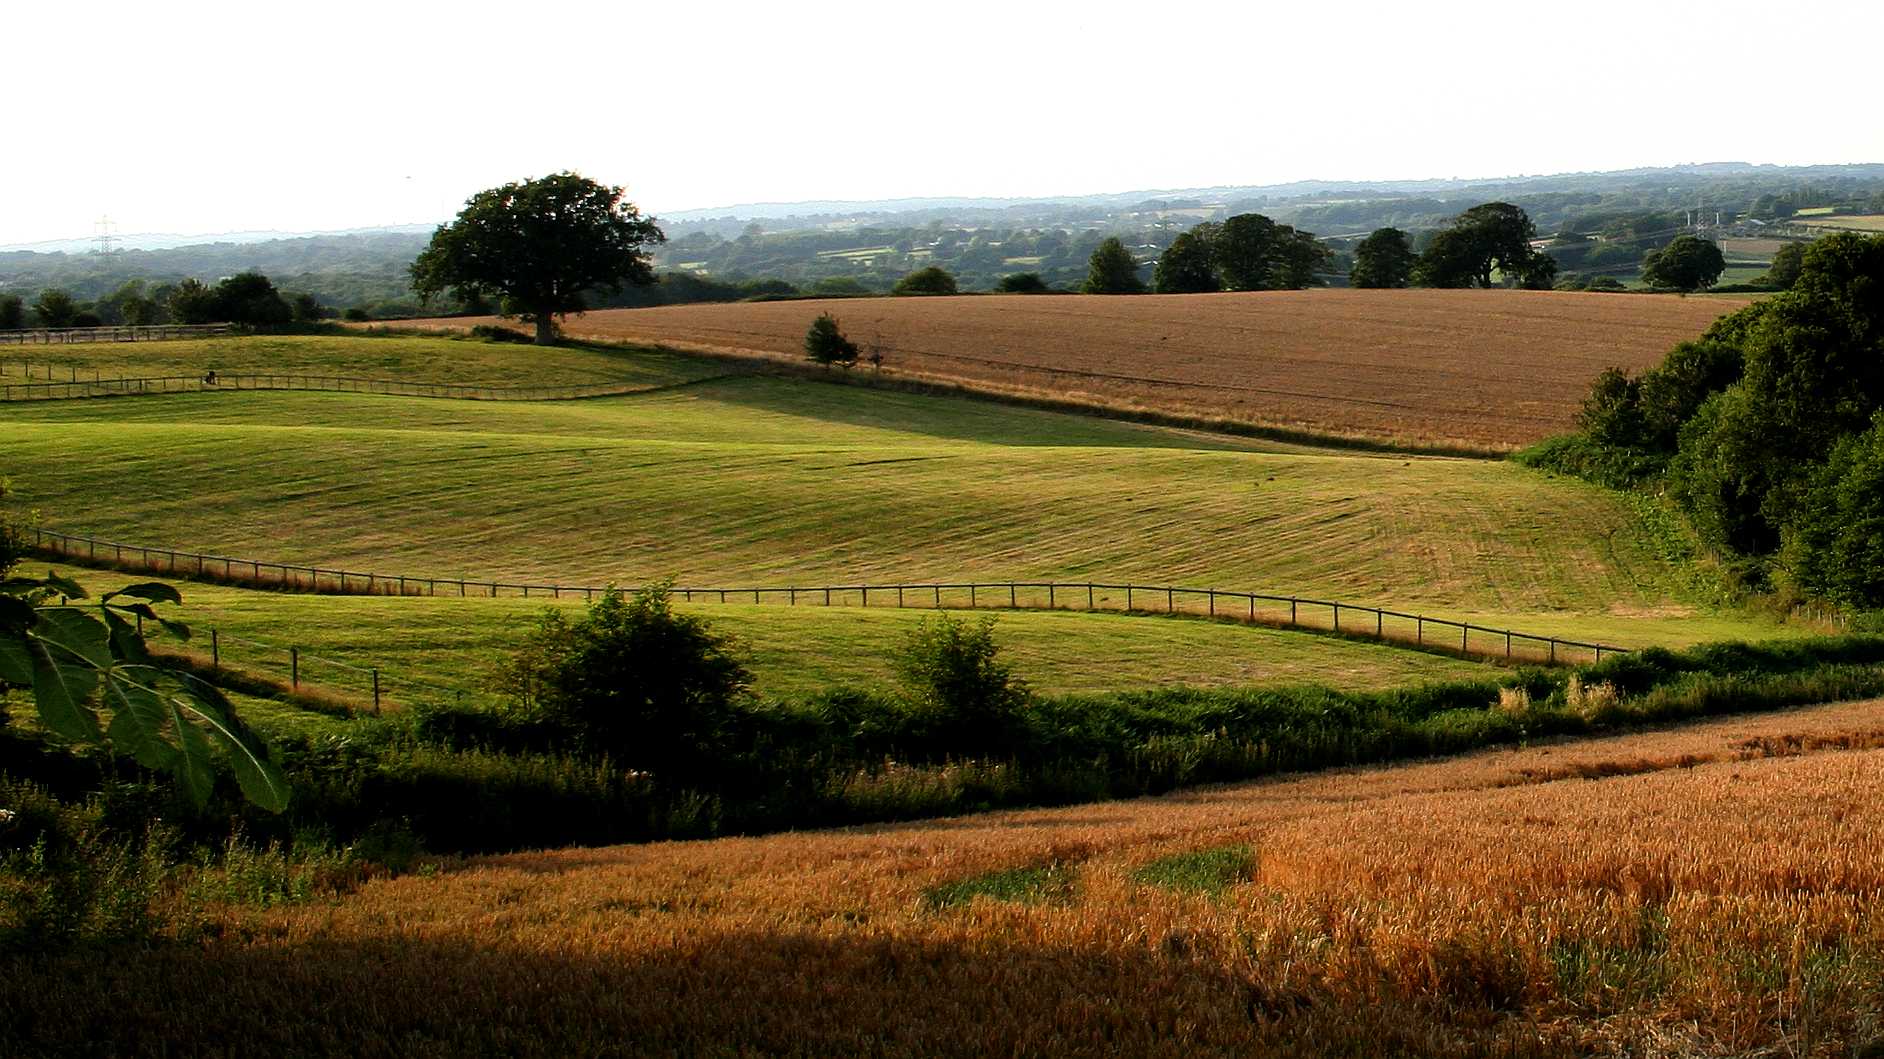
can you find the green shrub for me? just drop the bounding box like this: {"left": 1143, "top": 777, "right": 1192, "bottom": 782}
{"left": 492, "top": 584, "right": 751, "bottom": 782}
{"left": 803, "top": 313, "right": 859, "bottom": 366}
{"left": 892, "top": 266, "right": 958, "bottom": 296}
{"left": 894, "top": 615, "right": 1032, "bottom": 756}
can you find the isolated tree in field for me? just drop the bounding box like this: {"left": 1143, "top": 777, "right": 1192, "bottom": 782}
{"left": 31, "top": 289, "right": 78, "bottom": 329}
{"left": 894, "top": 614, "right": 1031, "bottom": 756}
{"left": 0, "top": 295, "right": 22, "bottom": 330}
{"left": 1082, "top": 237, "right": 1144, "bottom": 294}
{"left": 1641, "top": 236, "right": 1727, "bottom": 292}
{"left": 1415, "top": 202, "right": 1551, "bottom": 288}
{"left": 1153, "top": 226, "right": 1221, "bottom": 293}
{"left": 994, "top": 272, "right": 1049, "bottom": 293}
{"left": 1210, "top": 214, "right": 1330, "bottom": 291}
{"left": 1349, "top": 228, "right": 1417, "bottom": 288}
{"left": 804, "top": 313, "right": 858, "bottom": 367}
{"left": 893, "top": 266, "right": 958, "bottom": 295}
{"left": 411, "top": 172, "right": 665, "bottom": 345}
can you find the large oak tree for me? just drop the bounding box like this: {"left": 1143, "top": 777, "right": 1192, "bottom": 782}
{"left": 411, "top": 172, "right": 664, "bottom": 345}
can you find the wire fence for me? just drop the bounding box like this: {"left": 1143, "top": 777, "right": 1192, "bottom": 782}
{"left": 0, "top": 367, "right": 679, "bottom": 403}
{"left": 0, "top": 324, "right": 234, "bottom": 346}
{"left": 32, "top": 527, "right": 1629, "bottom": 666}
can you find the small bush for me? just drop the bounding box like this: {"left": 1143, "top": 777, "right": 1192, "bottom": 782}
{"left": 492, "top": 584, "right": 751, "bottom": 782}
{"left": 894, "top": 616, "right": 1032, "bottom": 756}
{"left": 803, "top": 313, "right": 859, "bottom": 367}
{"left": 994, "top": 272, "right": 1049, "bottom": 294}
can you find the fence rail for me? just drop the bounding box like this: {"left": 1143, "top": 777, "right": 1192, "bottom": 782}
{"left": 0, "top": 324, "right": 234, "bottom": 346}
{"left": 31, "top": 527, "right": 1628, "bottom": 666}
{"left": 0, "top": 367, "right": 671, "bottom": 403}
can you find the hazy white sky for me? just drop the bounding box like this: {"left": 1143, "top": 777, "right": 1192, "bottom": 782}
{"left": 7, "top": 0, "right": 1881, "bottom": 243}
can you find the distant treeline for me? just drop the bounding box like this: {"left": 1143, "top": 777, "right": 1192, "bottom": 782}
{"left": 6, "top": 169, "right": 1884, "bottom": 320}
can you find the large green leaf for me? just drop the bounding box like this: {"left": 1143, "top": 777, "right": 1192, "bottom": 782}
{"left": 160, "top": 670, "right": 290, "bottom": 813}
{"left": 168, "top": 706, "right": 217, "bottom": 809}
{"left": 0, "top": 595, "right": 35, "bottom": 633}
{"left": 43, "top": 572, "right": 88, "bottom": 601}
{"left": 33, "top": 608, "right": 112, "bottom": 669}
{"left": 29, "top": 640, "right": 100, "bottom": 741}
{"left": 104, "top": 582, "right": 184, "bottom": 607}
{"left": 0, "top": 635, "right": 32, "bottom": 685}
{"left": 105, "top": 675, "right": 181, "bottom": 773}
{"left": 102, "top": 610, "right": 154, "bottom": 666}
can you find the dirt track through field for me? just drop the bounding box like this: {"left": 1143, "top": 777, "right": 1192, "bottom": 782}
{"left": 432, "top": 289, "right": 1749, "bottom": 449}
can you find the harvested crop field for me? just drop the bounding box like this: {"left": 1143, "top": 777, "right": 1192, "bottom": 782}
{"left": 15, "top": 697, "right": 1884, "bottom": 1055}
{"left": 423, "top": 289, "right": 1749, "bottom": 450}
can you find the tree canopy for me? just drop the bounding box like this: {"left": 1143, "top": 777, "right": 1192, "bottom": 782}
{"left": 1082, "top": 237, "right": 1145, "bottom": 294}
{"left": 892, "top": 266, "right": 958, "bottom": 295}
{"left": 1414, "top": 203, "right": 1556, "bottom": 289}
{"left": 1150, "top": 215, "right": 1328, "bottom": 294}
{"left": 994, "top": 272, "right": 1049, "bottom": 293}
{"left": 411, "top": 172, "right": 665, "bottom": 345}
{"left": 1349, "top": 228, "right": 1417, "bottom": 289}
{"left": 1640, "top": 236, "right": 1727, "bottom": 292}
{"left": 1152, "top": 226, "right": 1221, "bottom": 293}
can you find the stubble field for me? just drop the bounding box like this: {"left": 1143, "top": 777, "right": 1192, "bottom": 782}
{"left": 421, "top": 289, "right": 1751, "bottom": 451}
{"left": 12, "top": 697, "right": 1883, "bottom": 1055}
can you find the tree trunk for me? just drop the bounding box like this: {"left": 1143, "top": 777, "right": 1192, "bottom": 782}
{"left": 534, "top": 313, "right": 556, "bottom": 346}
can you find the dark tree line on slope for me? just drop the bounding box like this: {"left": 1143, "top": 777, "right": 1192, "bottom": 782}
{"left": 1530, "top": 233, "right": 1884, "bottom": 608}
{"left": 1, "top": 272, "right": 327, "bottom": 330}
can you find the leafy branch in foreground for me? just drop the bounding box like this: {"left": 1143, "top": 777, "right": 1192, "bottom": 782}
{"left": 0, "top": 571, "right": 288, "bottom": 812}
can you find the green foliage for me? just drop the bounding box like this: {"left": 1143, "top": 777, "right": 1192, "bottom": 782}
{"left": 1577, "top": 368, "right": 1646, "bottom": 449}
{"left": 0, "top": 296, "right": 21, "bottom": 330}
{"left": 1152, "top": 226, "right": 1221, "bottom": 293}
{"left": 167, "top": 278, "right": 220, "bottom": 325}
{"left": 1761, "top": 241, "right": 1806, "bottom": 290}
{"left": 0, "top": 571, "right": 289, "bottom": 812}
{"left": 1349, "top": 228, "right": 1417, "bottom": 289}
{"left": 1783, "top": 413, "right": 1884, "bottom": 607}
{"left": 288, "top": 292, "right": 327, "bottom": 324}
{"left": 493, "top": 584, "right": 751, "bottom": 780}
{"left": 1213, "top": 214, "right": 1329, "bottom": 291}
{"left": 1082, "top": 237, "right": 1144, "bottom": 294}
{"left": 341, "top": 307, "right": 370, "bottom": 322}
{"left": 410, "top": 172, "right": 665, "bottom": 345}
{"left": 1132, "top": 845, "right": 1255, "bottom": 894}
{"left": 0, "top": 780, "right": 168, "bottom": 950}
{"left": 993, "top": 272, "right": 1049, "bottom": 294}
{"left": 1414, "top": 202, "right": 1554, "bottom": 288}
{"left": 892, "top": 266, "right": 958, "bottom": 295}
{"left": 811, "top": 276, "right": 871, "bottom": 296}
{"left": 923, "top": 863, "right": 1075, "bottom": 908}
{"left": 1641, "top": 236, "right": 1727, "bottom": 292}
{"left": 30, "top": 289, "right": 78, "bottom": 329}
{"left": 212, "top": 272, "right": 292, "bottom": 327}
{"left": 893, "top": 615, "right": 1031, "bottom": 755}
{"left": 803, "top": 313, "right": 859, "bottom": 367}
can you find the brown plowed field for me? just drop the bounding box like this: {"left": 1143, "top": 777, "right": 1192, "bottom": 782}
{"left": 424, "top": 289, "right": 1749, "bottom": 450}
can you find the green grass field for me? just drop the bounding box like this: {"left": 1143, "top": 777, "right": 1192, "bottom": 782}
{"left": 54, "top": 567, "right": 1490, "bottom": 708}
{"left": 1, "top": 334, "right": 1794, "bottom": 673}
{"left": 0, "top": 332, "right": 719, "bottom": 389}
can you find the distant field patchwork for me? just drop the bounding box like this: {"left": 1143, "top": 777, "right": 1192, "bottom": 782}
{"left": 419, "top": 289, "right": 1750, "bottom": 450}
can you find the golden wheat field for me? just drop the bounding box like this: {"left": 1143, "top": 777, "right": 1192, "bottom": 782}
{"left": 416, "top": 289, "right": 1750, "bottom": 450}
{"left": 14, "top": 698, "right": 1884, "bottom": 1056}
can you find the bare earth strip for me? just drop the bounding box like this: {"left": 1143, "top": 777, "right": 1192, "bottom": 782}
{"left": 415, "top": 289, "right": 1748, "bottom": 450}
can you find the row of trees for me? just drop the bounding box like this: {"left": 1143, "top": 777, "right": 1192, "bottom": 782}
{"left": 1564, "top": 232, "right": 1884, "bottom": 607}
{"left": 0, "top": 273, "right": 325, "bottom": 330}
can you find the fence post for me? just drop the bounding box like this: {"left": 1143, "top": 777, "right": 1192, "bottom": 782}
{"left": 934, "top": 585, "right": 941, "bottom": 608}
{"left": 211, "top": 628, "right": 219, "bottom": 666}
{"left": 1550, "top": 640, "right": 1557, "bottom": 664}
{"left": 824, "top": 588, "right": 831, "bottom": 606}
{"left": 1505, "top": 631, "right": 1512, "bottom": 659}
{"left": 1089, "top": 584, "right": 1095, "bottom": 610}
{"left": 791, "top": 587, "right": 797, "bottom": 605}
{"left": 1010, "top": 583, "right": 1017, "bottom": 608}
{"left": 1417, "top": 617, "right": 1423, "bottom": 643}
{"left": 1290, "top": 598, "right": 1296, "bottom": 625}
{"left": 1166, "top": 587, "right": 1173, "bottom": 612}
{"left": 1207, "top": 590, "right": 1214, "bottom": 616}
{"left": 970, "top": 584, "right": 977, "bottom": 608}
{"left": 372, "top": 669, "right": 381, "bottom": 715}
{"left": 1248, "top": 595, "right": 1254, "bottom": 621}
{"left": 291, "top": 647, "right": 299, "bottom": 689}
{"left": 1376, "top": 609, "right": 1382, "bottom": 637}
{"left": 1333, "top": 605, "right": 1340, "bottom": 633}
{"left": 1127, "top": 585, "right": 1133, "bottom": 610}
{"left": 1462, "top": 625, "right": 1468, "bottom": 653}
{"left": 1049, "top": 584, "right": 1056, "bottom": 608}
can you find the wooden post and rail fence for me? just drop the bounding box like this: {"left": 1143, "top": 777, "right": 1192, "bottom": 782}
{"left": 29, "top": 527, "right": 1628, "bottom": 667}
{"left": 0, "top": 363, "right": 660, "bottom": 402}
{"left": 0, "top": 323, "right": 235, "bottom": 346}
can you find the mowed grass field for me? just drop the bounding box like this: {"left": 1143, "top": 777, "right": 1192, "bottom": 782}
{"left": 414, "top": 289, "right": 1751, "bottom": 450}
{"left": 0, "top": 331, "right": 724, "bottom": 389}
{"left": 55, "top": 567, "right": 1491, "bottom": 712}
{"left": 0, "top": 335, "right": 1780, "bottom": 649}
{"left": 15, "top": 697, "right": 1884, "bottom": 1054}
